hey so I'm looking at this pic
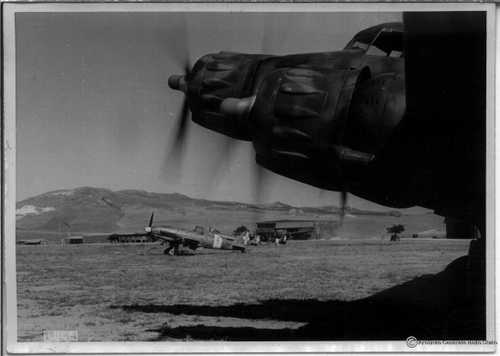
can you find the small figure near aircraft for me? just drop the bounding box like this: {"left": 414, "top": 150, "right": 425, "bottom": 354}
{"left": 142, "top": 213, "right": 246, "bottom": 256}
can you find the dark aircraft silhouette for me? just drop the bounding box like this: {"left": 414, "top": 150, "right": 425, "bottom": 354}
{"left": 167, "top": 13, "right": 486, "bottom": 239}
{"left": 164, "top": 11, "right": 488, "bottom": 340}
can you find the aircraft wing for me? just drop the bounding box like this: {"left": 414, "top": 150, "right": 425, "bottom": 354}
{"left": 149, "top": 227, "right": 203, "bottom": 247}
{"left": 149, "top": 232, "right": 179, "bottom": 243}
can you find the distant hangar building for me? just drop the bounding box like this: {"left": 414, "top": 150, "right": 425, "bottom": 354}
{"left": 61, "top": 234, "right": 108, "bottom": 244}
{"left": 255, "top": 219, "right": 338, "bottom": 241}
{"left": 82, "top": 233, "right": 112, "bottom": 244}
{"left": 61, "top": 236, "right": 84, "bottom": 244}
{"left": 61, "top": 233, "right": 154, "bottom": 244}
{"left": 17, "top": 239, "right": 48, "bottom": 245}
{"left": 108, "top": 233, "right": 153, "bottom": 243}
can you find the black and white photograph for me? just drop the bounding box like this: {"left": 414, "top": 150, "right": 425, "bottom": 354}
{"left": 2, "top": 3, "right": 496, "bottom": 353}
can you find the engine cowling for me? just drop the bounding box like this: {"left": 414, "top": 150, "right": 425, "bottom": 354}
{"left": 169, "top": 51, "right": 406, "bottom": 204}
{"left": 184, "top": 52, "right": 270, "bottom": 140}
{"left": 246, "top": 65, "right": 405, "bottom": 192}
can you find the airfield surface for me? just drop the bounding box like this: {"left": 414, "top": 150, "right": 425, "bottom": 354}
{"left": 17, "top": 238, "right": 471, "bottom": 341}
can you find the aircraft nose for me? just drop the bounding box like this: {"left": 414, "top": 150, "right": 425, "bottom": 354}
{"left": 168, "top": 75, "right": 187, "bottom": 93}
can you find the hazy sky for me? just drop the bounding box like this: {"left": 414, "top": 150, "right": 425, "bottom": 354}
{"left": 16, "top": 11, "right": 405, "bottom": 209}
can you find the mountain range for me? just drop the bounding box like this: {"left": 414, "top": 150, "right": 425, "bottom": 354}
{"left": 16, "top": 187, "right": 405, "bottom": 236}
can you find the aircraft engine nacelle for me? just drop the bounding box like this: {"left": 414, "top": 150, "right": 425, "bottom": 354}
{"left": 237, "top": 65, "right": 405, "bottom": 194}
{"left": 169, "top": 51, "right": 406, "bottom": 205}
{"left": 177, "top": 52, "right": 271, "bottom": 140}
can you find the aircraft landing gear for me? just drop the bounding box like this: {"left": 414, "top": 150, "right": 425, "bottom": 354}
{"left": 164, "top": 243, "right": 180, "bottom": 256}
{"left": 232, "top": 245, "right": 246, "bottom": 253}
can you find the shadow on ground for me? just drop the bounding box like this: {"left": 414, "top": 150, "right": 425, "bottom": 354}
{"left": 112, "top": 256, "right": 485, "bottom": 341}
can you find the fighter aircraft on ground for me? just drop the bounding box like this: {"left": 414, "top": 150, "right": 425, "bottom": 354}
{"left": 141, "top": 213, "right": 246, "bottom": 256}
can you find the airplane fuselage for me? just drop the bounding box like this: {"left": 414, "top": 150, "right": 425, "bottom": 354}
{"left": 151, "top": 226, "right": 245, "bottom": 252}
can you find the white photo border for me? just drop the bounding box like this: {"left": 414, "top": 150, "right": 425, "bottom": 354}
{"left": 2, "top": 2, "right": 496, "bottom": 354}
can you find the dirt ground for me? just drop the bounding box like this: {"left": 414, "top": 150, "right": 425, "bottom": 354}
{"left": 16, "top": 238, "right": 471, "bottom": 341}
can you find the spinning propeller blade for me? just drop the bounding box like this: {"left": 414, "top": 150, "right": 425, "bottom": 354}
{"left": 145, "top": 212, "right": 155, "bottom": 233}
{"left": 163, "top": 17, "right": 192, "bottom": 181}
{"left": 339, "top": 190, "right": 348, "bottom": 226}
{"left": 148, "top": 212, "right": 154, "bottom": 228}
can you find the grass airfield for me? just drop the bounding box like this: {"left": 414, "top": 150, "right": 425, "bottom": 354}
{"left": 16, "top": 238, "right": 472, "bottom": 341}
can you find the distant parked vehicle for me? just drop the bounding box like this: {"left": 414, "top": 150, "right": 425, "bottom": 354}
{"left": 17, "top": 239, "right": 47, "bottom": 245}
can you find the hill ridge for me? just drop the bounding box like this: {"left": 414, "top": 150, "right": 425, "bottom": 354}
{"left": 16, "top": 186, "right": 403, "bottom": 235}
